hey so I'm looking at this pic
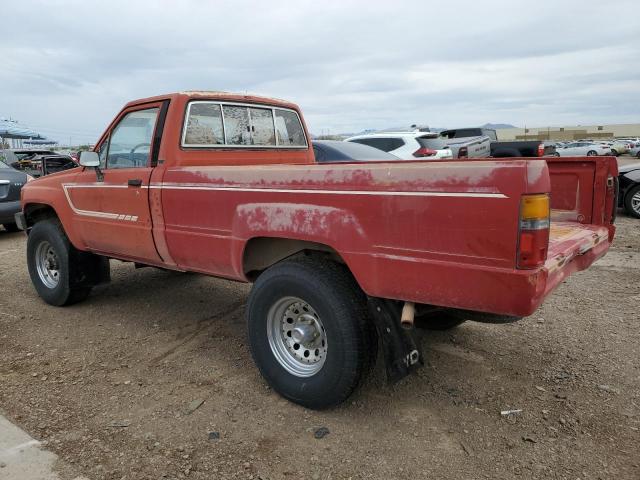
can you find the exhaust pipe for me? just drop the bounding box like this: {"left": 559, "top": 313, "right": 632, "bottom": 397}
{"left": 400, "top": 302, "right": 415, "bottom": 330}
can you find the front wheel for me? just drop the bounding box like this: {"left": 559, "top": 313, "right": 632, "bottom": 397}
{"left": 587, "top": 150, "right": 597, "bottom": 156}
{"left": 624, "top": 185, "right": 640, "bottom": 219}
{"left": 246, "top": 257, "right": 376, "bottom": 409}
{"left": 27, "top": 219, "right": 93, "bottom": 306}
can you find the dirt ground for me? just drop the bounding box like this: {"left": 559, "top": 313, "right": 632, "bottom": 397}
{"left": 1, "top": 190, "right": 639, "bottom": 479}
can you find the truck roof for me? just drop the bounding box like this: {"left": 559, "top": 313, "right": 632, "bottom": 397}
{"left": 123, "top": 91, "right": 299, "bottom": 110}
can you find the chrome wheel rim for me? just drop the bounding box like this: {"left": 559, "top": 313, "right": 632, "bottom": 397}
{"left": 266, "top": 296, "right": 327, "bottom": 377}
{"left": 35, "top": 241, "right": 60, "bottom": 289}
{"left": 632, "top": 191, "right": 640, "bottom": 215}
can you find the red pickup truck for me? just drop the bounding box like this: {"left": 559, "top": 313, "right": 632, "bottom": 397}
{"left": 16, "top": 92, "right": 617, "bottom": 409}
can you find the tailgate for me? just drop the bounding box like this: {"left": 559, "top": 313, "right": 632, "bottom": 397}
{"left": 540, "top": 155, "right": 617, "bottom": 295}
{"left": 545, "top": 222, "right": 609, "bottom": 274}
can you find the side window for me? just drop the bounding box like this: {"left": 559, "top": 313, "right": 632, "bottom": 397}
{"left": 274, "top": 109, "right": 306, "bottom": 146}
{"left": 106, "top": 108, "right": 159, "bottom": 169}
{"left": 352, "top": 137, "right": 402, "bottom": 152}
{"left": 184, "top": 103, "right": 224, "bottom": 145}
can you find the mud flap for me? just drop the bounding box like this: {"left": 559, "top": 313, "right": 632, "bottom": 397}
{"left": 367, "top": 297, "right": 423, "bottom": 383}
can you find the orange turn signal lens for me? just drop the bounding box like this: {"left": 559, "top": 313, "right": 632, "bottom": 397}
{"left": 520, "top": 194, "right": 550, "bottom": 221}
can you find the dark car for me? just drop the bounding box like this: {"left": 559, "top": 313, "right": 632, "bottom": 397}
{"left": 312, "top": 140, "right": 400, "bottom": 163}
{"left": 619, "top": 162, "right": 640, "bottom": 218}
{"left": 0, "top": 159, "right": 32, "bottom": 232}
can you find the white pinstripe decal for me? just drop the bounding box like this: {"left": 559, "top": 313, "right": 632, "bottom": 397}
{"left": 150, "top": 183, "right": 507, "bottom": 198}
{"left": 61, "top": 181, "right": 507, "bottom": 221}
{"left": 62, "top": 184, "right": 139, "bottom": 222}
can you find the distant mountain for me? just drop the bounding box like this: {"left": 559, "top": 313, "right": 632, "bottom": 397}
{"left": 482, "top": 123, "right": 516, "bottom": 129}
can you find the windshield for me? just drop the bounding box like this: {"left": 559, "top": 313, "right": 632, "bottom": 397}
{"left": 0, "top": 159, "right": 9, "bottom": 169}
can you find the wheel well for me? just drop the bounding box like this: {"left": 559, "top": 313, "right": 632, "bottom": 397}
{"left": 24, "top": 204, "right": 59, "bottom": 229}
{"left": 242, "top": 237, "right": 344, "bottom": 280}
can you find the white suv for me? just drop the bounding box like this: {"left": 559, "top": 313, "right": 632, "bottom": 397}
{"left": 345, "top": 132, "right": 454, "bottom": 160}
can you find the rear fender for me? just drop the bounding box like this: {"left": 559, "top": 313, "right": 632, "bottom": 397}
{"left": 231, "top": 202, "right": 367, "bottom": 277}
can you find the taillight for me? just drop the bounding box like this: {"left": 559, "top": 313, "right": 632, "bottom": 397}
{"left": 517, "top": 194, "right": 550, "bottom": 269}
{"left": 458, "top": 147, "right": 468, "bottom": 158}
{"left": 413, "top": 147, "right": 437, "bottom": 157}
{"left": 537, "top": 143, "right": 545, "bottom": 156}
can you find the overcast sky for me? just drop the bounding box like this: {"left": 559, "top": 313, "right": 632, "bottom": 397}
{"left": 1, "top": 0, "right": 639, "bottom": 144}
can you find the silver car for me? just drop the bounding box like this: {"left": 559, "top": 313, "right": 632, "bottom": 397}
{"left": 555, "top": 142, "right": 612, "bottom": 157}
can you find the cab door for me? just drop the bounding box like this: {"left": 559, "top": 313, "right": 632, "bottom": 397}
{"left": 69, "top": 102, "right": 167, "bottom": 263}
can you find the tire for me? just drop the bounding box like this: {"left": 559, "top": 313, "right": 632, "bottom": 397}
{"left": 246, "top": 256, "right": 376, "bottom": 409}
{"left": 624, "top": 184, "right": 640, "bottom": 219}
{"left": 553, "top": 152, "right": 560, "bottom": 157}
{"left": 27, "top": 219, "right": 92, "bottom": 306}
{"left": 636, "top": 152, "right": 640, "bottom": 159}
{"left": 611, "top": 149, "right": 619, "bottom": 156}
{"left": 587, "top": 150, "right": 597, "bottom": 156}
{"left": 2, "top": 223, "right": 19, "bottom": 232}
{"left": 415, "top": 312, "right": 466, "bottom": 331}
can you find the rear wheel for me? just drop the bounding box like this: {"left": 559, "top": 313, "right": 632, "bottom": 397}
{"left": 27, "top": 219, "right": 94, "bottom": 306}
{"left": 553, "top": 152, "right": 560, "bottom": 157}
{"left": 587, "top": 150, "right": 597, "bottom": 156}
{"left": 246, "top": 256, "right": 376, "bottom": 409}
{"left": 611, "top": 149, "right": 619, "bottom": 156}
{"left": 2, "top": 223, "right": 19, "bottom": 232}
{"left": 624, "top": 185, "right": 640, "bottom": 219}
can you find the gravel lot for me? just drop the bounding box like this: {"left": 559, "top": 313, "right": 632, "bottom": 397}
{"left": 1, "top": 166, "right": 639, "bottom": 479}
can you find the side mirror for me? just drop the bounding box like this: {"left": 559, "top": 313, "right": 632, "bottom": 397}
{"left": 79, "top": 151, "right": 100, "bottom": 167}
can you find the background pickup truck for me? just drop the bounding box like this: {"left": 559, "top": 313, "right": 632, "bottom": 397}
{"left": 491, "top": 139, "right": 557, "bottom": 157}
{"left": 438, "top": 128, "right": 556, "bottom": 157}
{"left": 437, "top": 128, "right": 492, "bottom": 158}
{"left": 16, "top": 92, "right": 618, "bottom": 409}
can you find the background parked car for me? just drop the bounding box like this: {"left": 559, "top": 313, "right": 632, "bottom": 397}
{"left": 0, "top": 159, "right": 32, "bottom": 232}
{"left": 555, "top": 142, "right": 612, "bottom": 156}
{"left": 628, "top": 144, "right": 640, "bottom": 158}
{"left": 345, "top": 132, "right": 454, "bottom": 159}
{"left": 618, "top": 161, "right": 640, "bottom": 218}
{"left": 312, "top": 140, "right": 400, "bottom": 162}
{"left": 611, "top": 140, "right": 631, "bottom": 156}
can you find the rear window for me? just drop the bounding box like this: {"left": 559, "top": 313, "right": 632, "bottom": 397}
{"left": 416, "top": 137, "right": 447, "bottom": 149}
{"left": 350, "top": 137, "right": 404, "bottom": 152}
{"left": 440, "top": 129, "right": 483, "bottom": 139}
{"left": 182, "top": 101, "right": 306, "bottom": 148}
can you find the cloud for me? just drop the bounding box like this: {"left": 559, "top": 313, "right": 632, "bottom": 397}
{"left": 0, "top": 0, "right": 638, "bottom": 143}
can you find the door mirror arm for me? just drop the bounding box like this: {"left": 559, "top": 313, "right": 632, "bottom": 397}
{"left": 79, "top": 151, "right": 104, "bottom": 182}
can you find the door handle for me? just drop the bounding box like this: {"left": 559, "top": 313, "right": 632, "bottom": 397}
{"left": 128, "top": 179, "right": 143, "bottom": 187}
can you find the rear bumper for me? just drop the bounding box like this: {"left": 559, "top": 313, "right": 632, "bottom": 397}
{"left": 348, "top": 233, "right": 612, "bottom": 318}
{"left": 0, "top": 200, "right": 21, "bottom": 224}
